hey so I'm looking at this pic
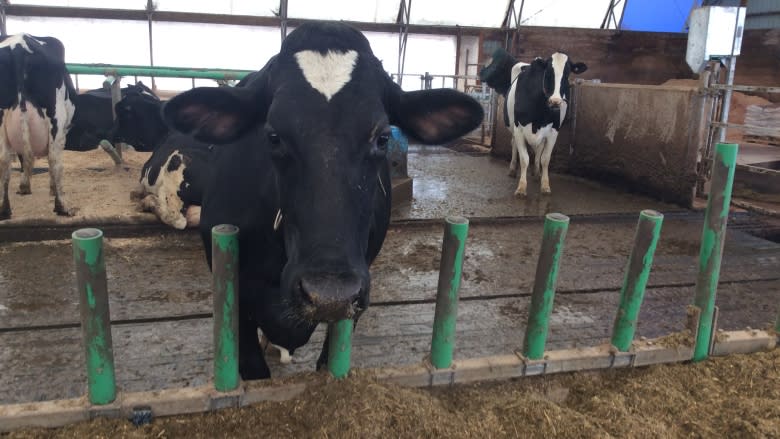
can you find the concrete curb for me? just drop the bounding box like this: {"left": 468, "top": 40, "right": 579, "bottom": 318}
{"left": 1, "top": 329, "right": 775, "bottom": 432}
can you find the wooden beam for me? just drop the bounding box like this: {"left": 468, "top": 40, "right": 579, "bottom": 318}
{"left": 1, "top": 329, "right": 774, "bottom": 432}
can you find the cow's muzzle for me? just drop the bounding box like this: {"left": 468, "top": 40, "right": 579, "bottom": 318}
{"left": 298, "top": 272, "right": 364, "bottom": 322}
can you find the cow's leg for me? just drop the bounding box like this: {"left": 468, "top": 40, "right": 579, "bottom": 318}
{"left": 0, "top": 138, "right": 12, "bottom": 220}
{"left": 49, "top": 128, "right": 75, "bottom": 216}
{"left": 508, "top": 136, "right": 518, "bottom": 178}
{"left": 533, "top": 148, "right": 542, "bottom": 178}
{"left": 514, "top": 133, "right": 530, "bottom": 197}
{"left": 540, "top": 132, "right": 558, "bottom": 195}
{"left": 239, "top": 318, "right": 270, "bottom": 380}
{"left": 17, "top": 147, "right": 33, "bottom": 195}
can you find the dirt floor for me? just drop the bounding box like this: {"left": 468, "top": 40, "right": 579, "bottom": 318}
{"left": 2, "top": 149, "right": 154, "bottom": 224}
{"left": 5, "top": 349, "right": 779, "bottom": 438}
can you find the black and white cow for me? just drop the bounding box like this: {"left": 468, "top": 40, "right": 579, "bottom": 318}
{"left": 0, "top": 34, "right": 77, "bottom": 220}
{"left": 66, "top": 81, "right": 159, "bottom": 152}
{"left": 480, "top": 48, "right": 586, "bottom": 196}
{"left": 132, "top": 132, "right": 213, "bottom": 230}
{"left": 162, "top": 21, "right": 484, "bottom": 379}
{"left": 105, "top": 82, "right": 214, "bottom": 229}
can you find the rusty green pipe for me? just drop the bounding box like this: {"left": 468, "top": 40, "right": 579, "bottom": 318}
{"left": 328, "top": 319, "right": 354, "bottom": 379}
{"left": 611, "top": 210, "right": 664, "bottom": 352}
{"left": 72, "top": 228, "right": 116, "bottom": 405}
{"left": 430, "top": 216, "right": 470, "bottom": 369}
{"left": 693, "top": 143, "right": 738, "bottom": 362}
{"left": 211, "top": 224, "right": 240, "bottom": 391}
{"left": 522, "top": 213, "right": 569, "bottom": 360}
{"left": 67, "top": 63, "right": 251, "bottom": 80}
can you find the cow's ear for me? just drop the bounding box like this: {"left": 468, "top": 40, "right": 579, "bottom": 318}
{"left": 390, "top": 88, "right": 484, "bottom": 145}
{"left": 163, "top": 86, "right": 263, "bottom": 144}
{"left": 570, "top": 62, "right": 588, "bottom": 74}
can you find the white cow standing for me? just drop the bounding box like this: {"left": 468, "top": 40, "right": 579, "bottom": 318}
{"left": 0, "top": 34, "right": 77, "bottom": 220}
{"left": 480, "top": 49, "right": 587, "bottom": 196}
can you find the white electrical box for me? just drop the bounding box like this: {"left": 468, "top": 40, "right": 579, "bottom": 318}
{"left": 686, "top": 6, "right": 746, "bottom": 73}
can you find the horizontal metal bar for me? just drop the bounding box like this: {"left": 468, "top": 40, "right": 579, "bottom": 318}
{"left": 709, "top": 84, "right": 780, "bottom": 94}
{"left": 5, "top": 4, "right": 491, "bottom": 36}
{"left": 709, "top": 122, "right": 780, "bottom": 137}
{"left": 67, "top": 63, "right": 252, "bottom": 80}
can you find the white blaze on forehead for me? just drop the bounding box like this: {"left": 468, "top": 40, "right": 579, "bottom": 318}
{"left": 550, "top": 52, "right": 569, "bottom": 102}
{"left": 0, "top": 34, "right": 44, "bottom": 53}
{"left": 294, "top": 50, "right": 358, "bottom": 101}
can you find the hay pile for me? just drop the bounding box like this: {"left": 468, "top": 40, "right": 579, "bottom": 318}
{"left": 8, "top": 350, "right": 779, "bottom": 438}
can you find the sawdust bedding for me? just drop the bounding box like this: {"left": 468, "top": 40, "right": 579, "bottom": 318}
{"left": 1, "top": 149, "right": 156, "bottom": 225}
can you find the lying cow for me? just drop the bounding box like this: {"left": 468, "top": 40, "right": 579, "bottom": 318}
{"left": 132, "top": 133, "right": 213, "bottom": 230}
{"left": 0, "top": 34, "right": 77, "bottom": 220}
{"left": 163, "top": 21, "right": 484, "bottom": 379}
{"left": 480, "top": 48, "right": 587, "bottom": 196}
{"left": 66, "top": 81, "right": 159, "bottom": 152}
{"left": 111, "top": 89, "right": 212, "bottom": 229}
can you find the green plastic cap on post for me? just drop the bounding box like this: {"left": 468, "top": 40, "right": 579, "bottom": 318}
{"left": 328, "top": 319, "right": 354, "bottom": 379}
{"left": 72, "top": 227, "right": 117, "bottom": 405}
{"left": 211, "top": 224, "right": 240, "bottom": 391}
{"left": 430, "top": 216, "right": 470, "bottom": 369}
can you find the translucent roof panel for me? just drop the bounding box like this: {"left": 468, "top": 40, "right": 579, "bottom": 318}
{"left": 410, "top": 0, "right": 509, "bottom": 27}
{"left": 6, "top": 16, "right": 150, "bottom": 64}
{"left": 155, "top": 0, "right": 280, "bottom": 16}
{"left": 519, "top": 0, "right": 619, "bottom": 29}
{"left": 10, "top": 0, "right": 143, "bottom": 9}
{"left": 287, "top": 0, "right": 399, "bottom": 23}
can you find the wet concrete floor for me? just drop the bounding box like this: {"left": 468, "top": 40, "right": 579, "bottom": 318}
{"left": 1, "top": 217, "right": 778, "bottom": 404}
{"left": 391, "top": 146, "right": 683, "bottom": 220}
{"left": 0, "top": 146, "right": 777, "bottom": 404}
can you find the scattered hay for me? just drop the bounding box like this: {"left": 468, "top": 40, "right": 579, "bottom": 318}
{"left": 8, "top": 350, "right": 779, "bottom": 439}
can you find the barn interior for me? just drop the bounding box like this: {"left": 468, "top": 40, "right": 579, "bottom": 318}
{"left": 0, "top": 0, "right": 779, "bottom": 415}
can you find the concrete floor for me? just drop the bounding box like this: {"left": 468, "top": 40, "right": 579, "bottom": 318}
{"left": 1, "top": 144, "right": 778, "bottom": 405}
{"left": 391, "top": 146, "right": 683, "bottom": 221}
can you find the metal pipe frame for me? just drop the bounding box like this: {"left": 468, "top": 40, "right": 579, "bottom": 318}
{"left": 67, "top": 63, "right": 252, "bottom": 80}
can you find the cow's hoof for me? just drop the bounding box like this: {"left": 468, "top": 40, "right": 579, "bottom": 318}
{"left": 239, "top": 359, "right": 271, "bottom": 380}
{"left": 514, "top": 190, "right": 527, "bottom": 198}
{"left": 54, "top": 201, "right": 77, "bottom": 217}
{"left": 541, "top": 186, "right": 552, "bottom": 195}
{"left": 0, "top": 209, "right": 10, "bottom": 221}
{"left": 185, "top": 206, "right": 201, "bottom": 228}
{"left": 508, "top": 169, "right": 517, "bottom": 178}
{"left": 171, "top": 217, "right": 188, "bottom": 230}
{"left": 16, "top": 185, "right": 31, "bottom": 195}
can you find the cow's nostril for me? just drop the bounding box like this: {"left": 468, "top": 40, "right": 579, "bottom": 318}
{"left": 299, "top": 280, "right": 315, "bottom": 305}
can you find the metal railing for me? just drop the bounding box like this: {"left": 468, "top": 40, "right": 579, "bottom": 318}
{"left": 69, "top": 64, "right": 496, "bottom": 146}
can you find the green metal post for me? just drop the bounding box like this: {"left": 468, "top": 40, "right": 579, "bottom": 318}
{"left": 328, "top": 319, "right": 354, "bottom": 379}
{"left": 522, "top": 213, "right": 570, "bottom": 360}
{"left": 430, "top": 216, "right": 470, "bottom": 369}
{"left": 693, "top": 143, "right": 739, "bottom": 362}
{"left": 611, "top": 210, "right": 664, "bottom": 351}
{"left": 211, "top": 224, "right": 240, "bottom": 391}
{"left": 72, "top": 228, "right": 116, "bottom": 405}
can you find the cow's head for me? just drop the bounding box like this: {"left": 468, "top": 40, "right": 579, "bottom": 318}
{"left": 479, "top": 48, "right": 518, "bottom": 96}
{"left": 538, "top": 52, "right": 587, "bottom": 109}
{"left": 164, "top": 22, "right": 483, "bottom": 323}
{"left": 113, "top": 87, "right": 168, "bottom": 152}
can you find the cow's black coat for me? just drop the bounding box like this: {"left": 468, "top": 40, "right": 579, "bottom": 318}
{"left": 164, "top": 21, "right": 484, "bottom": 379}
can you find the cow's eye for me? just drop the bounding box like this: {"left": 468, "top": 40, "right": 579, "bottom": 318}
{"left": 376, "top": 133, "right": 390, "bottom": 150}
{"left": 267, "top": 131, "right": 281, "bottom": 145}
